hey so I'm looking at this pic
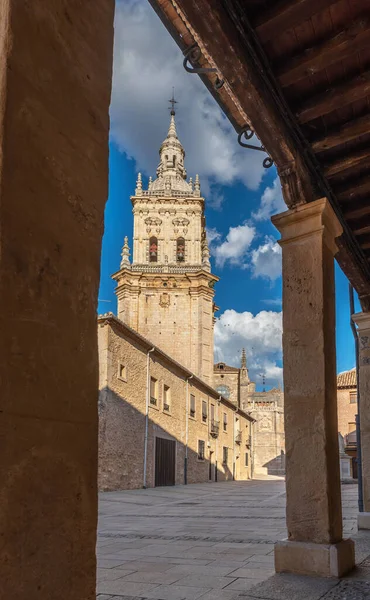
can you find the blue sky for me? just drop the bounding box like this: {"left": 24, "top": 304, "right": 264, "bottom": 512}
{"left": 98, "top": 0, "right": 359, "bottom": 389}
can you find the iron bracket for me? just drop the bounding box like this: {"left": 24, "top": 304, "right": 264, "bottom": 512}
{"left": 238, "top": 126, "right": 274, "bottom": 169}
{"left": 183, "top": 43, "right": 224, "bottom": 90}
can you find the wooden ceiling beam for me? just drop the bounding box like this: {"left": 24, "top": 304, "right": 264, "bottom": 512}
{"left": 297, "top": 71, "right": 370, "bottom": 124}
{"left": 278, "top": 17, "right": 370, "bottom": 87}
{"left": 311, "top": 113, "right": 370, "bottom": 152}
{"left": 254, "top": 0, "right": 338, "bottom": 43}
{"left": 336, "top": 175, "right": 370, "bottom": 201}
{"left": 344, "top": 201, "right": 370, "bottom": 221}
{"left": 353, "top": 224, "right": 370, "bottom": 236}
{"left": 323, "top": 148, "right": 370, "bottom": 178}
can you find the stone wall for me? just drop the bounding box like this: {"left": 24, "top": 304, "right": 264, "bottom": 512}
{"left": 98, "top": 317, "right": 252, "bottom": 490}
{"left": 246, "top": 396, "right": 285, "bottom": 476}
{"left": 214, "top": 367, "right": 240, "bottom": 406}
{"left": 337, "top": 387, "right": 357, "bottom": 438}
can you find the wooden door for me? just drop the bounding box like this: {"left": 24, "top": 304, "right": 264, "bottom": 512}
{"left": 155, "top": 437, "right": 176, "bottom": 486}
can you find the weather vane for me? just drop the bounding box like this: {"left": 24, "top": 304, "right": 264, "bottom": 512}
{"left": 168, "top": 87, "right": 178, "bottom": 115}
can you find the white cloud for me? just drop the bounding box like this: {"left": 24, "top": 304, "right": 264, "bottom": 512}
{"left": 262, "top": 298, "right": 282, "bottom": 307}
{"left": 212, "top": 224, "right": 256, "bottom": 268}
{"left": 214, "top": 309, "right": 283, "bottom": 387}
{"left": 111, "top": 0, "right": 267, "bottom": 193}
{"left": 207, "top": 188, "right": 224, "bottom": 211}
{"left": 253, "top": 177, "right": 286, "bottom": 221}
{"left": 206, "top": 227, "right": 222, "bottom": 245}
{"left": 250, "top": 237, "right": 282, "bottom": 281}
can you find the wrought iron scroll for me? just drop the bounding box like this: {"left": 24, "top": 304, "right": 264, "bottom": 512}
{"left": 183, "top": 43, "right": 224, "bottom": 90}
{"left": 238, "top": 126, "right": 273, "bottom": 169}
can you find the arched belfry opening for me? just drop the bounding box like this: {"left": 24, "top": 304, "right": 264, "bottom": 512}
{"left": 176, "top": 237, "right": 185, "bottom": 262}
{"left": 149, "top": 236, "right": 158, "bottom": 262}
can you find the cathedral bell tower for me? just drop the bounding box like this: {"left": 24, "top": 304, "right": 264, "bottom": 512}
{"left": 113, "top": 102, "right": 218, "bottom": 384}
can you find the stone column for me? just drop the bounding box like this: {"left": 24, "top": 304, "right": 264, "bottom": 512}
{"left": 272, "top": 198, "right": 354, "bottom": 577}
{"left": 352, "top": 312, "right": 370, "bottom": 528}
{"left": 0, "top": 2, "right": 114, "bottom": 599}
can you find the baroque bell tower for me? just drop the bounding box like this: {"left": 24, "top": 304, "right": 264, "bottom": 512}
{"left": 113, "top": 100, "right": 218, "bottom": 384}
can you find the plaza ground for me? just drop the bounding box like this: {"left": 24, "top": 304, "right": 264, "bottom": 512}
{"left": 96, "top": 477, "right": 370, "bottom": 599}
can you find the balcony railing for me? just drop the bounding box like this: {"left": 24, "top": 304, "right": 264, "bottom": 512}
{"left": 210, "top": 420, "right": 219, "bottom": 438}
{"left": 190, "top": 408, "right": 196, "bottom": 418}
{"left": 163, "top": 403, "right": 170, "bottom": 412}
{"left": 150, "top": 397, "right": 157, "bottom": 406}
{"left": 235, "top": 430, "right": 242, "bottom": 444}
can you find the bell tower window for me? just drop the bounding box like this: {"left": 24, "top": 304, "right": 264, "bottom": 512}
{"left": 149, "top": 236, "right": 158, "bottom": 262}
{"left": 176, "top": 237, "right": 185, "bottom": 262}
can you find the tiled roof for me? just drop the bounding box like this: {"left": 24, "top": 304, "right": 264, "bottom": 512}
{"left": 214, "top": 362, "right": 239, "bottom": 373}
{"left": 337, "top": 368, "right": 356, "bottom": 389}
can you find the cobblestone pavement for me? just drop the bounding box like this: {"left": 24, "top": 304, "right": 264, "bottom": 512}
{"left": 97, "top": 478, "right": 367, "bottom": 600}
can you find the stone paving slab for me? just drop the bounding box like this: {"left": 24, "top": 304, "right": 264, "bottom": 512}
{"left": 322, "top": 580, "right": 370, "bottom": 599}
{"left": 240, "top": 574, "right": 338, "bottom": 599}
{"left": 97, "top": 479, "right": 362, "bottom": 600}
{"left": 144, "top": 584, "right": 211, "bottom": 600}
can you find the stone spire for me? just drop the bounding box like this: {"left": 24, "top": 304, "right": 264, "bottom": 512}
{"left": 135, "top": 172, "right": 142, "bottom": 196}
{"left": 120, "top": 236, "right": 131, "bottom": 269}
{"left": 240, "top": 348, "right": 249, "bottom": 382}
{"left": 194, "top": 174, "right": 200, "bottom": 197}
{"left": 202, "top": 235, "right": 211, "bottom": 272}
{"left": 150, "top": 97, "right": 194, "bottom": 195}
{"left": 241, "top": 348, "right": 247, "bottom": 369}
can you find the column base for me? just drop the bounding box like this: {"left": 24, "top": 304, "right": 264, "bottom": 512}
{"left": 275, "top": 538, "right": 355, "bottom": 577}
{"left": 358, "top": 512, "right": 370, "bottom": 529}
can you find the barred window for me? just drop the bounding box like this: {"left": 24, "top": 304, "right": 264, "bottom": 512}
{"left": 150, "top": 377, "right": 158, "bottom": 406}
{"left": 163, "top": 385, "right": 170, "bottom": 412}
{"left": 198, "top": 440, "right": 205, "bottom": 460}
{"left": 202, "top": 400, "right": 207, "bottom": 423}
{"left": 190, "top": 394, "right": 196, "bottom": 418}
{"left": 223, "top": 446, "right": 228, "bottom": 465}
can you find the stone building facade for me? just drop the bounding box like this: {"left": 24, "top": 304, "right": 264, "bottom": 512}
{"left": 113, "top": 111, "right": 217, "bottom": 385}
{"left": 98, "top": 111, "right": 255, "bottom": 490}
{"left": 214, "top": 350, "right": 285, "bottom": 476}
{"left": 337, "top": 368, "right": 358, "bottom": 478}
{"left": 98, "top": 314, "right": 254, "bottom": 490}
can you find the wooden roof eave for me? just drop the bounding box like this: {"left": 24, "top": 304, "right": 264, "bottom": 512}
{"left": 148, "top": 0, "right": 316, "bottom": 209}
{"left": 149, "top": 0, "right": 370, "bottom": 304}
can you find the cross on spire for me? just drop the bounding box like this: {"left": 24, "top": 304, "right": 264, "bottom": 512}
{"left": 168, "top": 87, "right": 178, "bottom": 115}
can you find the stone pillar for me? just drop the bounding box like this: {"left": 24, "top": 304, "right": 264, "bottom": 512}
{"left": 0, "top": 2, "right": 114, "bottom": 599}
{"left": 272, "top": 198, "right": 354, "bottom": 577}
{"left": 352, "top": 312, "right": 370, "bottom": 529}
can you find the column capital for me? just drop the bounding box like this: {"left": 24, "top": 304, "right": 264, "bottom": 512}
{"left": 271, "top": 197, "right": 343, "bottom": 254}
{"left": 352, "top": 311, "right": 370, "bottom": 331}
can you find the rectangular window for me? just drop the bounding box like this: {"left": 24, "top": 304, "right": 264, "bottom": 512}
{"left": 198, "top": 440, "right": 205, "bottom": 460}
{"left": 190, "top": 394, "right": 196, "bottom": 418}
{"left": 350, "top": 391, "right": 357, "bottom": 404}
{"left": 223, "top": 412, "right": 227, "bottom": 432}
{"left": 163, "top": 385, "right": 170, "bottom": 412}
{"left": 118, "top": 363, "right": 127, "bottom": 381}
{"left": 202, "top": 400, "right": 207, "bottom": 423}
{"left": 223, "top": 446, "right": 228, "bottom": 465}
{"left": 150, "top": 377, "right": 158, "bottom": 406}
{"left": 245, "top": 453, "right": 249, "bottom": 467}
